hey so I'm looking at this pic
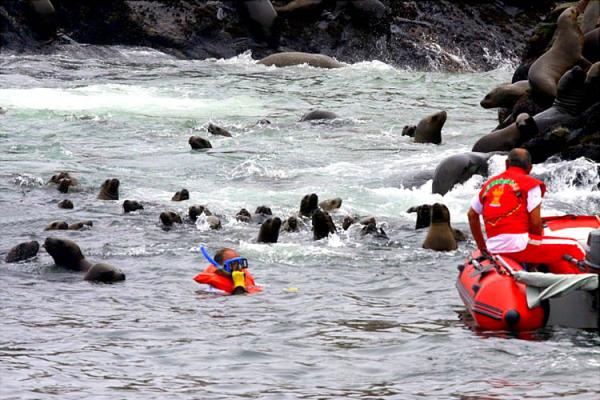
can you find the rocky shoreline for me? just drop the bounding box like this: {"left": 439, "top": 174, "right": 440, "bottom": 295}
{"left": 2, "top": 0, "right": 556, "bottom": 71}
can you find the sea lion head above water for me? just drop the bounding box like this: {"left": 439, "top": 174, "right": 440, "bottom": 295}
{"left": 414, "top": 111, "right": 447, "bottom": 145}
{"left": 98, "top": 178, "right": 119, "bottom": 200}
{"left": 43, "top": 237, "right": 92, "bottom": 271}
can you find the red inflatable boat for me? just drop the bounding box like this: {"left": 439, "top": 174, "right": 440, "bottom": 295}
{"left": 457, "top": 215, "right": 600, "bottom": 331}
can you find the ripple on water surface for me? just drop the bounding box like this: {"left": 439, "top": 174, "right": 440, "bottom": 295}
{"left": 0, "top": 48, "right": 599, "bottom": 399}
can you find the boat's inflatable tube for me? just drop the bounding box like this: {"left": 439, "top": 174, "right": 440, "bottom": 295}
{"left": 194, "top": 265, "right": 262, "bottom": 294}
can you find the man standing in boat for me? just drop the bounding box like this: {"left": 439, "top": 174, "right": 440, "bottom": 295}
{"left": 467, "top": 148, "right": 585, "bottom": 274}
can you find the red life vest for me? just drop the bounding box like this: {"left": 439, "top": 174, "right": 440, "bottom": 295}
{"left": 193, "top": 265, "right": 262, "bottom": 294}
{"left": 478, "top": 167, "right": 546, "bottom": 238}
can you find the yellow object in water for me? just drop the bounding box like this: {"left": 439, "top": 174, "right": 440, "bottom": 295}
{"left": 231, "top": 270, "right": 246, "bottom": 290}
{"left": 284, "top": 287, "right": 299, "bottom": 293}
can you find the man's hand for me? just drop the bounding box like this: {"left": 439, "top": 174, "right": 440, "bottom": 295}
{"left": 529, "top": 205, "right": 543, "bottom": 235}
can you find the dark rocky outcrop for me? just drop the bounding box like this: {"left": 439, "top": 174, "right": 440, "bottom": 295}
{"left": 1, "top": 0, "right": 556, "bottom": 71}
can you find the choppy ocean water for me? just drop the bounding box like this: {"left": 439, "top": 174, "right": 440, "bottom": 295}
{"left": 1, "top": 47, "right": 599, "bottom": 399}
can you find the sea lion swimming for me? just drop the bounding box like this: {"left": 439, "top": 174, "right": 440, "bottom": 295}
{"left": 472, "top": 113, "right": 538, "bottom": 153}
{"left": 300, "top": 193, "right": 319, "bottom": 217}
{"left": 50, "top": 172, "right": 78, "bottom": 193}
{"left": 160, "top": 211, "right": 182, "bottom": 226}
{"left": 58, "top": 199, "right": 73, "bottom": 209}
{"left": 319, "top": 197, "right": 342, "bottom": 212}
{"left": 98, "top": 178, "right": 119, "bottom": 200}
{"left": 208, "top": 123, "right": 232, "bottom": 137}
{"left": 84, "top": 263, "right": 125, "bottom": 283}
{"left": 432, "top": 152, "right": 491, "bottom": 196}
{"left": 43, "top": 237, "right": 92, "bottom": 271}
{"left": 257, "top": 217, "right": 282, "bottom": 243}
{"left": 43, "top": 237, "right": 124, "bottom": 282}
{"left": 422, "top": 203, "right": 458, "bottom": 251}
{"left": 282, "top": 216, "right": 299, "bottom": 232}
{"left": 258, "top": 52, "right": 343, "bottom": 69}
{"left": 188, "top": 205, "right": 207, "bottom": 222}
{"left": 123, "top": 200, "right": 143, "bottom": 213}
{"left": 480, "top": 81, "right": 531, "bottom": 109}
{"left": 312, "top": 209, "right": 336, "bottom": 240}
{"left": 68, "top": 221, "right": 93, "bottom": 230}
{"left": 172, "top": 189, "right": 189, "bottom": 202}
{"left": 189, "top": 136, "right": 212, "bottom": 150}
{"left": 409, "top": 204, "right": 466, "bottom": 241}
{"left": 205, "top": 216, "right": 222, "bottom": 230}
{"left": 45, "top": 220, "right": 68, "bottom": 231}
{"left": 5, "top": 241, "right": 40, "bottom": 263}
{"left": 236, "top": 208, "right": 252, "bottom": 223}
{"left": 413, "top": 111, "right": 447, "bottom": 145}
{"left": 300, "top": 110, "right": 338, "bottom": 122}
{"left": 528, "top": 6, "right": 587, "bottom": 101}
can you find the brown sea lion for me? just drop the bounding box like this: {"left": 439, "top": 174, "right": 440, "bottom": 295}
{"left": 422, "top": 203, "right": 458, "bottom": 251}
{"left": 98, "top": 178, "right": 119, "bottom": 200}
{"left": 312, "top": 209, "right": 336, "bottom": 240}
{"left": 43, "top": 237, "right": 92, "bottom": 271}
{"left": 414, "top": 111, "right": 447, "bottom": 145}
{"left": 472, "top": 113, "right": 538, "bottom": 153}
{"left": 236, "top": 208, "right": 252, "bottom": 223}
{"left": 432, "top": 152, "right": 492, "bottom": 196}
{"left": 208, "top": 123, "right": 232, "bottom": 137}
{"left": 300, "top": 193, "right": 319, "bottom": 217}
{"left": 342, "top": 216, "right": 356, "bottom": 230}
{"left": 257, "top": 217, "right": 282, "bottom": 243}
{"left": 58, "top": 199, "right": 73, "bottom": 209}
{"left": 402, "top": 125, "right": 416, "bottom": 138}
{"left": 123, "top": 200, "right": 143, "bottom": 213}
{"left": 84, "top": 263, "right": 126, "bottom": 283}
{"left": 582, "top": 0, "right": 600, "bottom": 34}
{"left": 585, "top": 61, "right": 600, "bottom": 105}
{"left": 300, "top": 110, "right": 338, "bottom": 121}
{"left": 160, "top": 211, "right": 182, "bottom": 226}
{"left": 206, "top": 216, "right": 222, "bottom": 230}
{"left": 189, "top": 136, "right": 212, "bottom": 150}
{"left": 172, "top": 189, "right": 189, "bottom": 201}
{"left": 243, "top": 0, "right": 277, "bottom": 31}
{"left": 5, "top": 241, "right": 40, "bottom": 263}
{"left": 189, "top": 205, "right": 207, "bottom": 222}
{"left": 583, "top": 28, "right": 600, "bottom": 63}
{"left": 49, "top": 172, "right": 78, "bottom": 186}
{"left": 480, "top": 81, "right": 531, "bottom": 109}
{"left": 528, "top": 6, "right": 586, "bottom": 101}
{"left": 319, "top": 197, "right": 342, "bottom": 212}
{"left": 258, "top": 52, "right": 343, "bottom": 69}
{"left": 282, "top": 216, "right": 299, "bottom": 232}
{"left": 45, "top": 220, "right": 68, "bottom": 231}
{"left": 68, "top": 221, "right": 93, "bottom": 230}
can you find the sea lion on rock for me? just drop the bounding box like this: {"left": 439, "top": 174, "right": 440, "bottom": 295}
{"left": 236, "top": 208, "right": 252, "bottom": 223}
{"left": 243, "top": 0, "right": 278, "bottom": 32}
{"left": 5, "top": 241, "right": 40, "bottom": 263}
{"left": 582, "top": 0, "right": 600, "bottom": 34}
{"left": 84, "top": 263, "right": 125, "bottom": 283}
{"left": 282, "top": 216, "right": 299, "bottom": 232}
{"left": 422, "top": 203, "right": 458, "bottom": 251}
{"left": 257, "top": 217, "right": 282, "bottom": 243}
{"left": 45, "top": 221, "right": 68, "bottom": 231}
{"left": 414, "top": 111, "right": 447, "bottom": 145}
{"left": 26, "top": 0, "right": 57, "bottom": 40}
{"left": 300, "top": 110, "right": 338, "bottom": 121}
{"left": 312, "top": 209, "right": 336, "bottom": 240}
{"left": 300, "top": 193, "right": 319, "bottom": 217}
{"left": 528, "top": 6, "right": 586, "bottom": 101}
{"left": 160, "top": 211, "right": 182, "bottom": 226}
{"left": 58, "top": 199, "right": 73, "bottom": 209}
{"left": 189, "top": 136, "right": 212, "bottom": 150}
{"left": 43, "top": 237, "right": 92, "bottom": 271}
{"left": 585, "top": 62, "right": 600, "bottom": 106}
{"left": 319, "top": 197, "right": 342, "bottom": 212}
{"left": 583, "top": 28, "right": 600, "bottom": 62}
{"left": 208, "top": 123, "right": 232, "bottom": 137}
{"left": 98, "top": 179, "right": 119, "bottom": 200}
{"left": 349, "top": 0, "right": 387, "bottom": 20}
{"left": 172, "top": 189, "right": 189, "bottom": 201}
{"left": 532, "top": 66, "right": 588, "bottom": 134}
{"left": 275, "top": 0, "right": 322, "bottom": 13}
{"left": 472, "top": 113, "right": 538, "bottom": 153}
{"left": 432, "top": 152, "right": 491, "bottom": 196}
{"left": 68, "top": 221, "right": 93, "bottom": 230}
{"left": 123, "top": 200, "right": 143, "bottom": 213}
{"left": 258, "top": 52, "right": 343, "bottom": 69}
{"left": 480, "top": 81, "right": 531, "bottom": 109}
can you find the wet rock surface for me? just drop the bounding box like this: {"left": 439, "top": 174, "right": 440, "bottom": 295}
{"left": 1, "top": 0, "right": 555, "bottom": 71}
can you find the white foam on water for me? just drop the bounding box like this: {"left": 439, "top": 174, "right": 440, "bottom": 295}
{"left": 0, "top": 85, "right": 264, "bottom": 118}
